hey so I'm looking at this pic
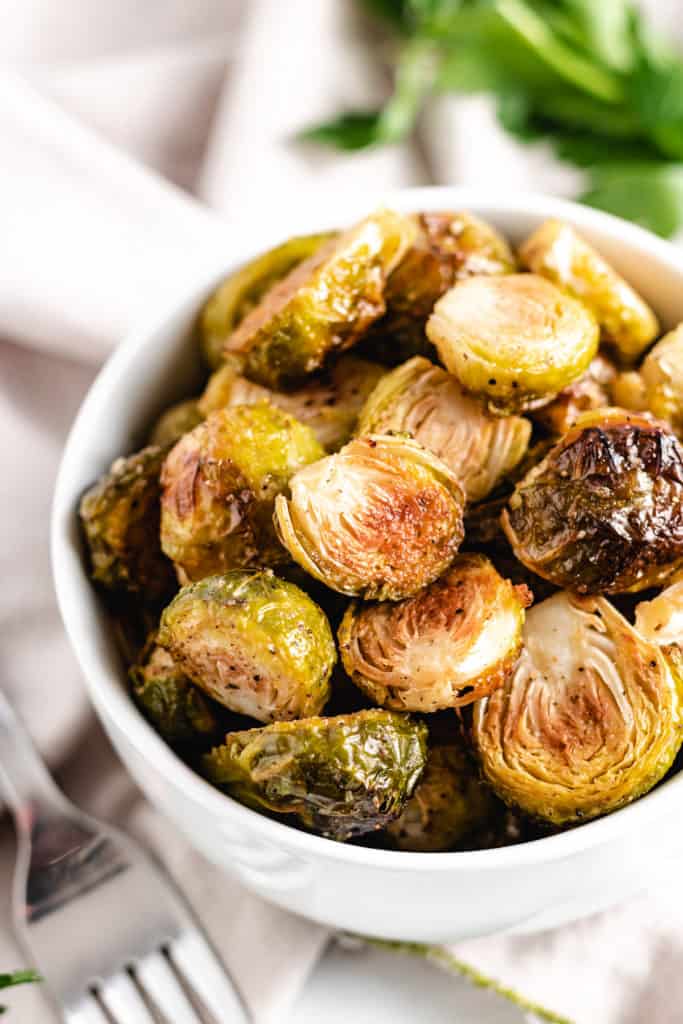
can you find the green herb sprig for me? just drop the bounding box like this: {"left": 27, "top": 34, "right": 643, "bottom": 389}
{"left": 302, "top": 0, "right": 683, "bottom": 237}
{"left": 0, "top": 970, "right": 41, "bottom": 1015}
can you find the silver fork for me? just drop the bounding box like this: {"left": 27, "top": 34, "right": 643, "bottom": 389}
{"left": 0, "top": 688, "right": 250, "bottom": 1024}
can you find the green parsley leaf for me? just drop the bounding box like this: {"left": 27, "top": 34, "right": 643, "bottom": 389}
{"left": 582, "top": 163, "right": 683, "bottom": 237}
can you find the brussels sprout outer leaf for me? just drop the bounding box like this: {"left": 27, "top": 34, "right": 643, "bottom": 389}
{"left": 130, "top": 641, "right": 221, "bottom": 746}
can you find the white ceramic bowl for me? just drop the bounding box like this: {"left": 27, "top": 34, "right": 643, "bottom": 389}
{"left": 52, "top": 188, "right": 683, "bottom": 943}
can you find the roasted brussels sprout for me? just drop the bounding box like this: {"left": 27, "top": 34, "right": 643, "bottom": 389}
{"left": 503, "top": 408, "right": 683, "bottom": 594}
{"left": 158, "top": 571, "right": 336, "bottom": 723}
{"left": 635, "top": 579, "right": 683, "bottom": 651}
{"left": 130, "top": 639, "right": 221, "bottom": 746}
{"left": 610, "top": 369, "right": 648, "bottom": 412}
{"left": 80, "top": 445, "right": 175, "bottom": 601}
{"left": 356, "top": 356, "right": 531, "bottom": 502}
{"left": 203, "top": 709, "right": 427, "bottom": 840}
{"left": 519, "top": 219, "right": 659, "bottom": 364}
{"left": 149, "top": 399, "right": 204, "bottom": 447}
{"left": 199, "top": 356, "right": 385, "bottom": 452}
{"left": 200, "top": 233, "right": 334, "bottom": 369}
{"left": 274, "top": 434, "right": 465, "bottom": 600}
{"left": 472, "top": 591, "right": 683, "bottom": 825}
{"left": 386, "top": 743, "right": 499, "bottom": 852}
{"left": 338, "top": 554, "right": 528, "bottom": 711}
{"left": 363, "top": 210, "right": 515, "bottom": 364}
{"left": 638, "top": 324, "right": 683, "bottom": 437}
{"left": 224, "top": 209, "right": 416, "bottom": 388}
{"left": 426, "top": 274, "right": 599, "bottom": 414}
{"left": 531, "top": 353, "right": 616, "bottom": 435}
{"left": 160, "top": 402, "right": 324, "bottom": 581}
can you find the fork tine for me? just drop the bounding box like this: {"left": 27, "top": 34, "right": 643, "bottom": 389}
{"left": 97, "top": 972, "right": 158, "bottom": 1024}
{"left": 170, "top": 930, "right": 250, "bottom": 1023}
{"left": 64, "top": 993, "right": 112, "bottom": 1024}
{"left": 136, "top": 951, "right": 202, "bottom": 1024}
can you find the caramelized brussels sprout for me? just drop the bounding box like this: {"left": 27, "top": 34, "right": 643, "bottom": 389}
{"left": 80, "top": 445, "right": 175, "bottom": 601}
{"left": 426, "top": 274, "right": 599, "bottom": 414}
{"left": 224, "top": 209, "right": 416, "bottom": 388}
{"left": 503, "top": 408, "right": 683, "bottom": 594}
{"left": 472, "top": 591, "right": 683, "bottom": 825}
{"left": 200, "top": 233, "right": 334, "bottom": 369}
{"left": 356, "top": 356, "right": 531, "bottom": 502}
{"left": 639, "top": 324, "right": 683, "bottom": 437}
{"left": 199, "top": 356, "right": 385, "bottom": 452}
{"left": 160, "top": 402, "right": 324, "bottom": 581}
{"left": 338, "top": 554, "right": 528, "bottom": 711}
{"left": 158, "top": 571, "right": 335, "bottom": 722}
{"left": 387, "top": 743, "right": 499, "bottom": 852}
{"left": 203, "top": 709, "right": 427, "bottom": 840}
{"left": 531, "top": 353, "right": 616, "bottom": 435}
{"left": 130, "top": 639, "right": 220, "bottom": 746}
{"left": 519, "top": 219, "right": 659, "bottom": 363}
{"left": 274, "top": 434, "right": 465, "bottom": 600}
{"left": 149, "top": 399, "right": 203, "bottom": 447}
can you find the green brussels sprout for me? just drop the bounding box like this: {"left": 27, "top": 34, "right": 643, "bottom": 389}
{"left": 531, "top": 353, "right": 616, "bottom": 436}
{"left": 130, "top": 638, "right": 221, "bottom": 746}
{"left": 362, "top": 210, "right": 515, "bottom": 365}
{"left": 203, "top": 709, "right": 428, "bottom": 840}
{"left": 160, "top": 402, "right": 324, "bottom": 582}
{"left": 199, "top": 356, "right": 385, "bottom": 452}
{"left": 274, "top": 434, "right": 465, "bottom": 600}
{"left": 158, "top": 571, "right": 336, "bottom": 722}
{"left": 356, "top": 356, "right": 531, "bottom": 502}
{"left": 502, "top": 408, "right": 683, "bottom": 594}
{"left": 472, "top": 591, "right": 683, "bottom": 825}
{"left": 386, "top": 743, "right": 499, "bottom": 852}
{"left": 426, "top": 274, "right": 599, "bottom": 414}
{"left": 148, "top": 399, "right": 204, "bottom": 447}
{"left": 80, "top": 445, "right": 175, "bottom": 601}
{"left": 639, "top": 324, "right": 683, "bottom": 437}
{"left": 338, "top": 554, "right": 529, "bottom": 712}
{"left": 200, "top": 233, "right": 335, "bottom": 369}
{"left": 224, "top": 209, "right": 416, "bottom": 388}
{"left": 519, "top": 219, "right": 659, "bottom": 364}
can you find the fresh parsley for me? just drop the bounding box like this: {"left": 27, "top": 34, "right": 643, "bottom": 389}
{"left": 0, "top": 970, "right": 41, "bottom": 1015}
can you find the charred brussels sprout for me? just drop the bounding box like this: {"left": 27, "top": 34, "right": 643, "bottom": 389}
{"left": 338, "top": 554, "right": 528, "bottom": 712}
{"left": 80, "top": 446, "right": 175, "bottom": 601}
{"left": 387, "top": 744, "right": 499, "bottom": 852}
{"left": 356, "top": 356, "right": 531, "bottom": 502}
{"left": 200, "top": 233, "right": 334, "bottom": 369}
{"left": 639, "top": 324, "right": 683, "bottom": 437}
{"left": 472, "top": 591, "right": 683, "bottom": 825}
{"left": 130, "top": 639, "right": 220, "bottom": 746}
{"left": 426, "top": 274, "right": 599, "bottom": 414}
{"left": 531, "top": 353, "right": 616, "bottom": 436}
{"left": 274, "top": 434, "right": 465, "bottom": 600}
{"left": 203, "top": 709, "right": 427, "bottom": 840}
{"left": 224, "top": 209, "right": 416, "bottom": 388}
{"left": 199, "top": 356, "right": 385, "bottom": 452}
{"left": 160, "top": 402, "right": 324, "bottom": 581}
{"left": 158, "top": 571, "right": 336, "bottom": 723}
{"left": 503, "top": 409, "right": 683, "bottom": 594}
{"left": 149, "top": 399, "right": 203, "bottom": 447}
{"left": 519, "top": 219, "right": 659, "bottom": 364}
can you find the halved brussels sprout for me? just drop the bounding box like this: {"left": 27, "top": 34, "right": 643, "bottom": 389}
{"left": 519, "top": 219, "right": 659, "bottom": 364}
{"left": 503, "top": 408, "right": 683, "bottom": 594}
{"left": 274, "top": 434, "right": 465, "bottom": 600}
{"left": 639, "top": 324, "right": 683, "bottom": 437}
{"left": 149, "top": 399, "right": 204, "bottom": 447}
{"left": 531, "top": 353, "right": 616, "bottom": 435}
{"left": 363, "top": 211, "right": 515, "bottom": 364}
{"left": 356, "top": 356, "right": 531, "bottom": 502}
{"left": 386, "top": 743, "right": 499, "bottom": 852}
{"left": 130, "top": 638, "right": 221, "bottom": 746}
{"left": 426, "top": 274, "right": 599, "bottom": 414}
{"left": 203, "top": 709, "right": 427, "bottom": 840}
{"left": 80, "top": 445, "right": 175, "bottom": 601}
{"left": 338, "top": 553, "right": 528, "bottom": 712}
{"left": 160, "top": 402, "right": 324, "bottom": 582}
{"left": 472, "top": 591, "right": 683, "bottom": 825}
{"left": 199, "top": 356, "right": 385, "bottom": 452}
{"left": 224, "top": 209, "right": 416, "bottom": 388}
{"left": 200, "top": 233, "right": 335, "bottom": 369}
{"left": 157, "top": 570, "right": 336, "bottom": 722}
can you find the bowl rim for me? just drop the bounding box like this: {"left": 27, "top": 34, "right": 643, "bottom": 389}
{"left": 52, "top": 185, "right": 683, "bottom": 873}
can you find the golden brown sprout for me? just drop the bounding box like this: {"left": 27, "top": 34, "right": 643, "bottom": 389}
{"left": 356, "top": 356, "right": 531, "bottom": 502}
{"left": 338, "top": 554, "right": 528, "bottom": 711}
{"left": 610, "top": 369, "right": 649, "bottom": 412}
{"left": 160, "top": 403, "right": 324, "bottom": 582}
{"left": 639, "top": 324, "right": 683, "bottom": 437}
{"left": 519, "top": 219, "right": 659, "bottom": 363}
{"left": 473, "top": 591, "right": 683, "bottom": 825}
{"left": 148, "top": 399, "right": 204, "bottom": 447}
{"left": 426, "top": 274, "right": 599, "bottom": 414}
{"left": 274, "top": 434, "right": 465, "bottom": 600}
{"left": 531, "top": 353, "right": 616, "bottom": 435}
